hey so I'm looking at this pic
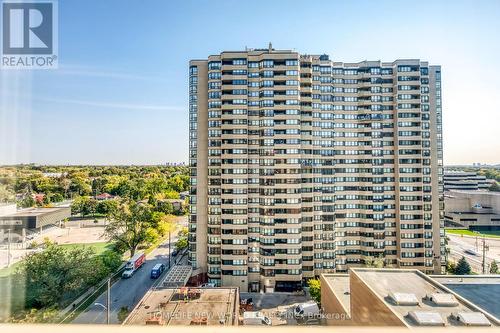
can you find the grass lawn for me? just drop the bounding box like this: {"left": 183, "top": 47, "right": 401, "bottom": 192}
{"left": 446, "top": 229, "right": 500, "bottom": 238}
{"left": 57, "top": 242, "right": 114, "bottom": 255}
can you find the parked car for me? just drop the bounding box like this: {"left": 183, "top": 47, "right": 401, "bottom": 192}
{"left": 150, "top": 263, "right": 166, "bottom": 279}
{"left": 200, "top": 282, "right": 216, "bottom": 288}
{"left": 171, "top": 249, "right": 179, "bottom": 257}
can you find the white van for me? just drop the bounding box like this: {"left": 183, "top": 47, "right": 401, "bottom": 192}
{"left": 242, "top": 311, "right": 272, "bottom": 325}
{"left": 294, "top": 302, "right": 320, "bottom": 319}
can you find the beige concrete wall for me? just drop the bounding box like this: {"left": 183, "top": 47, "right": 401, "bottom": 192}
{"left": 349, "top": 272, "right": 405, "bottom": 326}
{"left": 320, "top": 275, "right": 352, "bottom": 326}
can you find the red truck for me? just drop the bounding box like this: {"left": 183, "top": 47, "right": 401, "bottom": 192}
{"left": 122, "top": 252, "right": 145, "bottom": 278}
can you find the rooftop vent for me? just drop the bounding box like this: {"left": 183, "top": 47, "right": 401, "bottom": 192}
{"left": 428, "top": 293, "right": 458, "bottom": 307}
{"left": 389, "top": 292, "right": 419, "bottom": 305}
{"left": 408, "top": 311, "right": 445, "bottom": 326}
{"left": 455, "top": 312, "right": 491, "bottom": 326}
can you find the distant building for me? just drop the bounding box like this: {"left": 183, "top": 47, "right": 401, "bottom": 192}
{"left": 0, "top": 204, "right": 71, "bottom": 242}
{"left": 95, "top": 193, "right": 115, "bottom": 200}
{"left": 321, "top": 268, "right": 499, "bottom": 327}
{"left": 445, "top": 190, "right": 500, "bottom": 230}
{"left": 42, "top": 172, "right": 67, "bottom": 178}
{"left": 165, "top": 199, "right": 185, "bottom": 212}
{"left": 444, "top": 171, "right": 491, "bottom": 191}
{"left": 124, "top": 287, "right": 239, "bottom": 326}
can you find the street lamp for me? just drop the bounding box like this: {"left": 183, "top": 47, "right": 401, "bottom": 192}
{"left": 94, "top": 302, "right": 106, "bottom": 310}
{"left": 95, "top": 278, "right": 111, "bottom": 324}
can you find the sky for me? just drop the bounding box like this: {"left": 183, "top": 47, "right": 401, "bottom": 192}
{"left": 1, "top": 0, "right": 499, "bottom": 165}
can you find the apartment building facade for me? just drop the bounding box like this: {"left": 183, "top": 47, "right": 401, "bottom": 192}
{"left": 189, "top": 46, "right": 444, "bottom": 292}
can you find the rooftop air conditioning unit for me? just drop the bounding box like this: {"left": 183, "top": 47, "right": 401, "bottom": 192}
{"left": 455, "top": 312, "right": 491, "bottom": 326}
{"left": 408, "top": 311, "right": 445, "bottom": 326}
{"left": 428, "top": 293, "right": 459, "bottom": 307}
{"left": 389, "top": 292, "right": 419, "bottom": 306}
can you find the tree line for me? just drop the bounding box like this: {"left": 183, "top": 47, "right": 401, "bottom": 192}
{"left": 0, "top": 165, "right": 189, "bottom": 207}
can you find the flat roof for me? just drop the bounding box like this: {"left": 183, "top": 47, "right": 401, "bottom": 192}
{"left": 161, "top": 265, "right": 192, "bottom": 288}
{"left": 124, "top": 287, "right": 239, "bottom": 326}
{"left": 1, "top": 207, "right": 70, "bottom": 218}
{"left": 448, "top": 190, "right": 500, "bottom": 196}
{"left": 351, "top": 269, "right": 499, "bottom": 327}
{"left": 322, "top": 274, "right": 350, "bottom": 315}
{"left": 431, "top": 275, "right": 500, "bottom": 320}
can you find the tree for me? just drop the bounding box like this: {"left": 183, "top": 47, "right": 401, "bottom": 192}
{"left": 117, "top": 306, "right": 129, "bottom": 323}
{"left": 308, "top": 278, "right": 321, "bottom": 304}
{"left": 60, "top": 178, "right": 71, "bottom": 199}
{"left": 446, "top": 261, "right": 457, "bottom": 274}
{"left": 455, "top": 256, "right": 472, "bottom": 275}
{"left": 364, "top": 255, "right": 385, "bottom": 268}
{"left": 144, "top": 227, "right": 160, "bottom": 247}
{"left": 490, "top": 182, "right": 500, "bottom": 192}
{"left": 490, "top": 260, "right": 499, "bottom": 274}
{"left": 104, "top": 200, "right": 153, "bottom": 256}
{"left": 96, "top": 199, "right": 119, "bottom": 216}
{"left": 175, "top": 237, "right": 188, "bottom": 250}
{"left": 154, "top": 213, "right": 177, "bottom": 237}
{"left": 15, "top": 244, "right": 100, "bottom": 308}
{"left": 0, "top": 184, "right": 15, "bottom": 202}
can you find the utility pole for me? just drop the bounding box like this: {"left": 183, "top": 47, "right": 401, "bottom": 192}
{"left": 106, "top": 278, "right": 111, "bottom": 324}
{"left": 482, "top": 237, "right": 489, "bottom": 274}
{"left": 168, "top": 230, "right": 171, "bottom": 269}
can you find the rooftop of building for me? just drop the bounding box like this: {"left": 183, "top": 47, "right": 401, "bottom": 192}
{"left": 0, "top": 206, "right": 70, "bottom": 218}
{"left": 124, "top": 287, "right": 239, "bottom": 326}
{"left": 431, "top": 275, "right": 500, "bottom": 320}
{"left": 322, "top": 268, "right": 500, "bottom": 327}
{"left": 447, "top": 189, "right": 500, "bottom": 196}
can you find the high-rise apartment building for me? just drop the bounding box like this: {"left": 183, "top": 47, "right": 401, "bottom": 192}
{"left": 189, "top": 45, "right": 444, "bottom": 292}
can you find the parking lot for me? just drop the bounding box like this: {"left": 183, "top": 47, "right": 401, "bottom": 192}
{"left": 239, "top": 292, "right": 313, "bottom": 325}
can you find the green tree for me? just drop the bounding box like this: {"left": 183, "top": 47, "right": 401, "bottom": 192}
{"left": 307, "top": 278, "right": 321, "bottom": 304}
{"left": 0, "top": 184, "right": 15, "bottom": 202}
{"left": 18, "top": 195, "right": 36, "bottom": 208}
{"left": 175, "top": 237, "right": 188, "bottom": 250}
{"left": 156, "top": 214, "right": 177, "bottom": 237}
{"left": 15, "top": 244, "right": 99, "bottom": 308}
{"left": 446, "top": 260, "right": 457, "bottom": 274}
{"left": 490, "top": 182, "right": 500, "bottom": 192}
{"left": 117, "top": 306, "right": 129, "bottom": 323}
{"left": 8, "top": 307, "right": 60, "bottom": 323}
{"left": 490, "top": 260, "right": 499, "bottom": 274}
{"left": 144, "top": 227, "right": 160, "bottom": 247}
{"left": 455, "top": 256, "right": 472, "bottom": 275}
{"left": 364, "top": 255, "right": 385, "bottom": 268}
{"left": 96, "top": 199, "right": 119, "bottom": 216}
{"left": 104, "top": 201, "right": 153, "bottom": 256}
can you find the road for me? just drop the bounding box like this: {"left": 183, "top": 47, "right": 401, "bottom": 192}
{"left": 447, "top": 233, "right": 500, "bottom": 273}
{"left": 72, "top": 233, "right": 181, "bottom": 324}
